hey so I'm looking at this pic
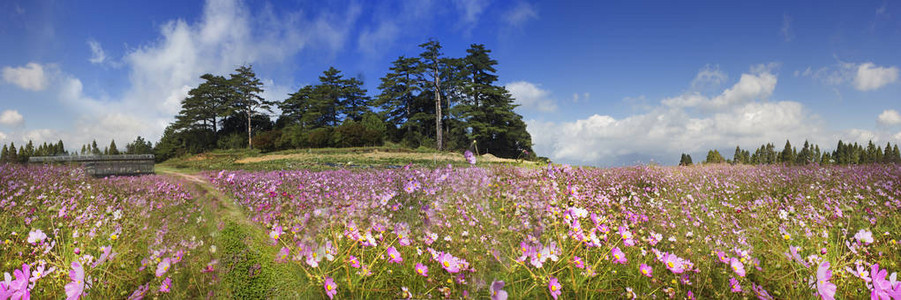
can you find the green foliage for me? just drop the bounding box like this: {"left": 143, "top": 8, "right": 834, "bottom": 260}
{"left": 126, "top": 136, "right": 154, "bottom": 154}
{"left": 108, "top": 140, "right": 120, "bottom": 155}
{"left": 220, "top": 221, "right": 273, "bottom": 299}
{"left": 306, "top": 127, "right": 333, "bottom": 148}
{"left": 704, "top": 149, "right": 726, "bottom": 164}
{"left": 679, "top": 153, "right": 693, "bottom": 166}
{"left": 251, "top": 130, "right": 282, "bottom": 153}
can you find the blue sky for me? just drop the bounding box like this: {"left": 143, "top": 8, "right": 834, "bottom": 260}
{"left": 1, "top": 0, "right": 900, "bottom": 166}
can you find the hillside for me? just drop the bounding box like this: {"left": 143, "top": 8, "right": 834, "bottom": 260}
{"left": 159, "top": 146, "right": 540, "bottom": 171}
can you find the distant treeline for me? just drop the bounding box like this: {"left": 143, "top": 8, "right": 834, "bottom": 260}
{"left": 0, "top": 137, "right": 154, "bottom": 164}
{"left": 680, "top": 140, "right": 901, "bottom": 166}
{"left": 155, "top": 39, "right": 535, "bottom": 162}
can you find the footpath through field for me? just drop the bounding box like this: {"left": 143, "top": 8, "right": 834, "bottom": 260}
{"left": 157, "top": 167, "right": 310, "bottom": 298}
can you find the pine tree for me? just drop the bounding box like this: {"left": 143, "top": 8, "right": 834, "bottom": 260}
{"left": 418, "top": 39, "right": 446, "bottom": 151}
{"left": 9, "top": 143, "right": 17, "bottom": 163}
{"left": 91, "top": 140, "right": 101, "bottom": 155}
{"left": 340, "top": 76, "right": 372, "bottom": 122}
{"left": 780, "top": 140, "right": 794, "bottom": 164}
{"left": 894, "top": 145, "right": 901, "bottom": 163}
{"left": 377, "top": 56, "right": 422, "bottom": 141}
{"left": 1, "top": 144, "right": 7, "bottom": 163}
{"left": 56, "top": 140, "right": 65, "bottom": 155}
{"left": 226, "top": 65, "right": 271, "bottom": 149}
{"left": 109, "top": 140, "right": 120, "bottom": 155}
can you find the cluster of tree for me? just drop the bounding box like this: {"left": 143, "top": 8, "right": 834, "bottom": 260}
{"left": 75, "top": 137, "right": 154, "bottom": 156}
{"left": 0, "top": 136, "right": 156, "bottom": 164}
{"left": 0, "top": 140, "right": 67, "bottom": 163}
{"left": 684, "top": 139, "right": 901, "bottom": 165}
{"left": 156, "top": 40, "right": 534, "bottom": 162}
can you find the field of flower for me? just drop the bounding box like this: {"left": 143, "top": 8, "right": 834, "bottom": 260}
{"left": 208, "top": 164, "right": 901, "bottom": 299}
{"left": 0, "top": 164, "right": 220, "bottom": 299}
{"left": 3, "top": 162, "right": 900, "bottom": 299}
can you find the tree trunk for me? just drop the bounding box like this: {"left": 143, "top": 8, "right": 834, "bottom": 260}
{"left": 434, "top": 66, "right": 443, "bottom": 151}
{"left": 247, "top": 107, "right": 253, "bottom": 149}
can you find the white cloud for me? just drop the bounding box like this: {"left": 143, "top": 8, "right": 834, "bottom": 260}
{"left": 663, "top": 65, "right": 776, "bottom": 110}
{"left": 2, "top": 62, "right": 50, "bottom": 91}
{"left": 14, "top": 0, "right": 362, "bottom": 149}
{"left": 781, "top": 13, "right": 794, "bottom": 42}
{"left": 506, "top": 81, "right": 557, "bottom": 112}
{"left": 357, "top": 20, "right": 399, "bottom": 56}
{"left": 87, "top": 39, "right": 106, "bottom": 64}
{"left": 0, "top": 110, "right": 24, "bottom": 126}
{"left": 853, "top": 62, "right": 898, "bottom": 91}
{"left": 878, "top": 109, "right": 901, "bottom": 126}
{"left": 801, "top": 61, "right": 898, "bottom": 91}
{"left": 528, "top": 66, "right": 837, "bottom": 166}
{"left": 690, "top": 64, "right": 727, "bottom": 92}
{"left": 0, "top": 131, "right": 6, "bottom": 141}
{"left": 504, "top": 1, "right": 537, "bottom": 27}
{"left": 572, "top": 92, "right": 589, "bottom": 102}
{"left": 453, "top": 0, "right": 489, "bottom": 33}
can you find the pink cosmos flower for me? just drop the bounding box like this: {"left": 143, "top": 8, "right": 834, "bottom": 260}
{"left": 438, "top": 252, "right": 461, "bottom": 273}
{"left": 854, "top": 229, "right": 874, "bottom": 245}
{"left": 349, "top": 255, "right": 361, "bottom": 268}
{"left": 3, "top": 264, "right": 30, "bottom": 300}
{"left": 716, "top": 250, "right": 730, "bottom": 264}
{"left": 65, "top": 261, "right": 85, "bottom": 300}
{"left": 275, "top": 247, "right": 290, "bottom": 263}
{"left": 870, "top": 263, "right": 896, "bottom": 300}
{"left": 816, "top": 261, "right": 836, "bottom": 300}
{"left": 548, "top": 277, "right": 562, "bottom": 299}
{"left": 612, "top": 247, "right": 627, "bottom": 264}
{"left": 730, "top": 257, "right": 746, "bottom": 277}
{"left": 127, "top": 283, "right": 149, "bottom": 300}
{"left": 324, "top": 276, "right": 337, "bottom": 299}
{"left": 663, "top": 253, "right": 685, "bottom": 274}
{"left": 751, "top": 283, "right": 775, "bottom": 300}
{"left": 640, "top": 263, "right": 653, "bottom": 278}
{"left": 159, "top": 277, "right": 171, "bottom": 293}
{"left": 269, "top": 225, "right": 283, "bottom": 242}
{"left": 387, "top": 246, "right": 403, "bottom": 264}
{"left": 415, "top": 263, "right": 428, "bottom": 277}
{"left": 490, "top": 280, "right": 508, "bottom": 300}
{"left": 92, "top": 245, "right": 113, "bottom": 268}
{"left": 618, "top": 226, "right": 635, "bottom": 246}
{"left": 27, "top": 229, "right": 46, "bottom": 244}
{"left": 464, "top": 150, "right": 476, "bottom": 165}
{"left": 730, "top": 277, "right": 742, "bottom": 292}
{"left": 573, "top": 256, "right": 585, "bottom": 269}
{"left": 155, "top": 258, "right": 171, "bottom": 277}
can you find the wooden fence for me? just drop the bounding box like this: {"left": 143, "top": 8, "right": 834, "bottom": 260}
{"left": 28, "top": 154, "right": 155, "bottom": 177}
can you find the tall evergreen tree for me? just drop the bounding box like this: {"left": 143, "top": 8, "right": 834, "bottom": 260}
{"left": 9, "top": 143, "right": 17, "bottom": 163}
{"left": 340, "top": 76, "right": 372, "bottom": 122}
{"left": 418, "top": 39, "right": 446, "bottom": 150}
{"left": 176, "top": 74, "right": 229, "bottom": 135}
{"left": 226, "top": 65, "right": 271, "bottom": 149}
{"left": 780, "top": 140, "right": 794, "bottom": 164}
{"left": 377, "top": 56, "right": 421, "bottom": 140}
{"left": 459, "top": 44, "right": 532, "bottom": 157}
{"left": 108, "top": 140, "right": 120, "bottom": 155}
{"left": 1, "top": 144, "right": 7, "bottom": 163}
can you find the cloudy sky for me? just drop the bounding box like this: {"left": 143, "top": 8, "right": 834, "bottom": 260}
{"left": 1, "top": 0, "right": 899, "bottom": 166}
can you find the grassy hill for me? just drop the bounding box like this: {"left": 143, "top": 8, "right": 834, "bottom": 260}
{"left": 158, "top": 146, "right": 540, "bottom": 171}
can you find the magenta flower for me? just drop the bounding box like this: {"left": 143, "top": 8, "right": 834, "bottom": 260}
{"left": 324, "top": 276, "right": 338, "bottom": 299}
{"left": 127, "top": 283, "right": 149, "bottom": 300}
{"left": 155, "top": 258, "right": 171, "bottom": 277}
{"left": 663, "top": 253, "right": 685, "bottom": 274}
{"left": 854, "top": 229, "right": 874, "bottom": 245}
{"left": 639, "top": 263, "right": 653, "bottom": 278}
{"left": 92, "top": 245, "right": 113, "bottom": 268}
{"left": 573, "top": 256, "right": 585, "bottom": 269}
{"left": 612, "top": 247, "right": 627, "bottom": 264}
{"left": 816, "top": 261, "right": 836, "bottom": 300}
{"left": 729, "top": 277, "right": 742, "bottom": 292}
{"left": 159, "top": 277, "right": 171, "bottom": 293}
{"left": 464, "top": 150, "right": 476, "bottom": 165}
{"left": 269, "top": 225, "right": 283, "bottom": 242}
{"left": 730, "top": 257, "right": 746, "bottom": 277}
{"left": 415, "top": 263, "right": 429, "bottom": 277}
{"left": 618, "top": 226, "right": 635, "bottom": 246}
{"left": 870, "top": 263, "right": 896, "bottom": 300}
{"left": 716, "top": 250, "right": 730, "bottom": 264}
{"left": 3, "top": 264, "right": 30, "bottom": 300}
{"left": 26, "top": 229, "right": 46, "bottom": 244}
{"left": 490, "top": 280, "right": 508, "bottom": 300}
{"left": 276, "top": 247, "right": 290, "bottom": 263}
{"left": 387, "top": 246, "right": 403, "bottom": 264}
{"left": 64, "top": 261, "right": 85, "bottom": 300}
{"left": 751, "top": 283, "right": 775, "bottom": 300}
{"left": 349, "top": 255, "right": 361, "bottom": 268}
{"left": 548, "top": 277, "right": 562, "bottom": 300}
{"left": 438, "top": 252, "right": 461, "bottom": 273}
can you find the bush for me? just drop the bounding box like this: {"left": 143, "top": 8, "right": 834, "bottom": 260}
{"left": 252, "top": 130, "right": 282, "bottom": 153}
{"left": 218, "top": 133, "right": 248, "bottom": 150}
{"left": 306, "top": 128, "right": 333, "bottom": 148}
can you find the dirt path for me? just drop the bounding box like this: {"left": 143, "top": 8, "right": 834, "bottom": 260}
{"left": 157, "top": 167, "right": 307, "bottom": 298}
